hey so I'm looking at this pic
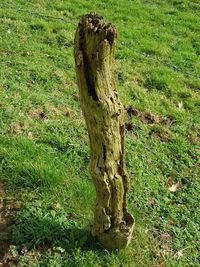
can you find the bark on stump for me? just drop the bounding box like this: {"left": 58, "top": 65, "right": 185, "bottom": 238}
{"left": 74, "top": 13, "right": 134, "bottom": 250}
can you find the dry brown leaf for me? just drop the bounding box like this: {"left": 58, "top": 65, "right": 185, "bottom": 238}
{"left": 173, "top": 246, "right": 190, "bottom": 258}
{"left": 178, "top": 101, "right": 184, "bottom": 110}
{"left": 51, "top": 203, "right": 61, "bottom": 210}
{"left": 168, "top": 182, "right": 182, "bottom": 192}
{"left": 166, "top": 177, "right": 173, "bottom": 187}
{"left": 27, "top": 131, "right": 33, "bottom": 139}
{"left": 176, "top": 250, "right": 183, "bottom": 257}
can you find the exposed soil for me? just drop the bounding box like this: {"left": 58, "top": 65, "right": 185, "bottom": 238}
{"left": 126, "top": 105, "right": 175, "bottom": 126}
{"left": 0, "top": 182, "right": 21, "bottom": 266}
{"left": 125, "top": 122, "right": 136, "bottom": 131}
{"left": 126, "top": 105, "right": 159, "bottom": 124}
{"left": 149, "top": 128, "right": 173, "bottom": 143}
{"left": 28, "top": 108, "right": 48, "bottom": 120}
{"left": 152, "top": 227, "right": 173, "bottom": 258}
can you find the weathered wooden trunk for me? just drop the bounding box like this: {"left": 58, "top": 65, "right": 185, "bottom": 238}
{"left": 74, "top": 13, "right": 134, "bottom": 250}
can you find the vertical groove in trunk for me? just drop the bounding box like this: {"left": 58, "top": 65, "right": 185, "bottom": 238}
{"left": 74, "top": 13, "right": 134, "bottom": 250}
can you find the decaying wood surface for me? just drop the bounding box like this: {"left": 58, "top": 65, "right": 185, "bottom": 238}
{"left": 74, "top": 13, "right": 134, "bottom": 250}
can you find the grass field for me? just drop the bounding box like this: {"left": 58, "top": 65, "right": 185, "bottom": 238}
{"left": 0, "top": 0, "right": 200, "bottom": 266}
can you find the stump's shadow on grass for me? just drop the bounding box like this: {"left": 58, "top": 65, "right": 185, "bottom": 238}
{"left": 1, "top": 139, "right": 90, "bottom": 192}
{"left": 10, "top": 209, "right": 102, "bottom": 254}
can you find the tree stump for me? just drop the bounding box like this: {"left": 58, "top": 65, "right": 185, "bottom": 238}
{"left": 74, "top": 13, "right": 134, "bottom": 250}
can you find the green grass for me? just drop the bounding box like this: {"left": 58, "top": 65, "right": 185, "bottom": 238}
{"left": 0, "top": 0, "right": 199, "bottom": 266}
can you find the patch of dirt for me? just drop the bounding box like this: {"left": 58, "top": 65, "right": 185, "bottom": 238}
{"left": 126, "top": 105, "right": 140, "bottom": 117}
{"left": 29, "top": 108, "right": 48, "bottom": 120}
{"left": 9, "top": 122, "right": 25, "bottom": 135}
{"left": 126, "top": 105, "right": 175, "bottom": 126}
{"left": 153, "top": 227, "right": 173, "bottom": 258}
{"left": 125, "top": 122, "right": 136, "bottom": 131}
{"left": 43, "top": 103, "right": 61, "bottom": 117}
{"left": 141, "top": 112, "right": 159, "bottom": 125}
{"left": 186, "top": 124, "right": 200, "bottom": 145}
{"left": 29, "top": 104, "right": 71, "bottom": 121}
{"left": 126, "top": 105, "right": 159, "bottom": 125}
{"left": 0, "top": 182, "right": 21, "bottom": 266}
{"left": 160, "top": 115, "right": 175, "bottom": 126}
{"left": 149, "top": 127, "right": 173, "bottom": 143}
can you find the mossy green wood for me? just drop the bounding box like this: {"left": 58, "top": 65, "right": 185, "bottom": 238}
{"left": 74, "top": 13, "right": 134, "bottom": 250}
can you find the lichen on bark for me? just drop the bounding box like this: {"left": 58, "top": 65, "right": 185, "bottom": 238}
{"left": 74, "top": 13, "right": 134, "bottom": 250}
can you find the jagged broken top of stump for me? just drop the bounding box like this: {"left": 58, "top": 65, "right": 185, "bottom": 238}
{"left": 78, "top": 13, "right": 117, "bottom": 46}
